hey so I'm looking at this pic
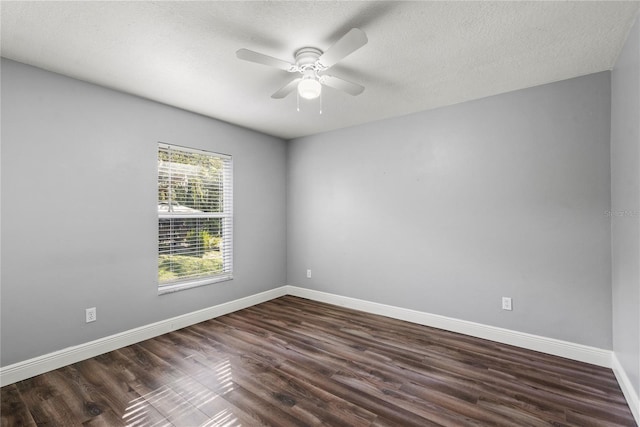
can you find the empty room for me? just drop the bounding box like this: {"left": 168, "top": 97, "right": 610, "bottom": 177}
{"left": 1, "top": 1, "right": 639, "bottom": 426}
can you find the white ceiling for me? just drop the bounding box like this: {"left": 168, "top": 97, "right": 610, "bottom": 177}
{"left": 1, "top": 1, "right": 639, "bottom": 140}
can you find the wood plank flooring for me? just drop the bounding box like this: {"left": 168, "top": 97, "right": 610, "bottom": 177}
{"left": 1, "top": 295, "right": 636, "bottom": 426}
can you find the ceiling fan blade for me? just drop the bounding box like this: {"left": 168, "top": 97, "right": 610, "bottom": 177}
{"left": 271, "top": 78, "right": 302, "bottom": 99}
{"left": 317, "top": 28, "right": 368, "bottom": 69}
{"left": 319, "top": 75, "right": 365, "bottom": 96}
{"left": 236, "top": 48, "right": 295, "bottom": 72}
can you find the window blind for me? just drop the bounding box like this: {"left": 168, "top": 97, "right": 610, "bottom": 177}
{"left": 158, "top": 143, "right": 233, "bottom": 293}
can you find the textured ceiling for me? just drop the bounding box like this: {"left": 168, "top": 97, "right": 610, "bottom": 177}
{"left": 1, "top": 1, "right": 639, "bottom": 140}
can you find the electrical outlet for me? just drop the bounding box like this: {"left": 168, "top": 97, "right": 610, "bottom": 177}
{"left": 502, "top": 297, "right": 512, "bottom": 311}
{"left": 86, "top": 307, "right": 97, "bottom": 323}
{"left": 306, "top": 269, "right": 312, "bottom": 279}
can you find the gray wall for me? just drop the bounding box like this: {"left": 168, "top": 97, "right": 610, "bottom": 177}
{"left": 0, "top": 59, "right": 287, "bottom": 366}
{"left": 0, "top": 54, "right": 622, "bottom": 368}
{"left": 288, "top": 72, "right": 613, "bottom": 349}
{"left": 611, "top": 17, "right": 640, "bottom": 397}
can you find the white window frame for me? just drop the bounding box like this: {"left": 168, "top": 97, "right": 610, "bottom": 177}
{"left": 158, "top": 142, "right": 233, "bottom": 295}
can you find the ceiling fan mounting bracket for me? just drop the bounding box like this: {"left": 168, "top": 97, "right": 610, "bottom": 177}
{"left": 294, "top": 47, "right": 326, "bottom": 73}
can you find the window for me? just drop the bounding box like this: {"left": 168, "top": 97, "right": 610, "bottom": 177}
{"left": 158, "top": 143, "right": 233, "bottom": 294}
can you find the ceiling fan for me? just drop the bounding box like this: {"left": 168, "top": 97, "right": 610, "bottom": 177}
{"left": 236, "top": 28, "right": 368, "bottom": 100}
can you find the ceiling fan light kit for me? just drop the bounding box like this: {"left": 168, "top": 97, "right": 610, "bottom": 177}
{"left": 236, "top": 28, "right": 368, "bottom": 109}
{"left": 298, "top": 76, "right": 322, "bottom": 100}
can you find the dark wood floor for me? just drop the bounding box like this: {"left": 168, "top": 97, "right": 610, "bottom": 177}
{"left": 1, "top": 296, "right": 636, "bottom": 426}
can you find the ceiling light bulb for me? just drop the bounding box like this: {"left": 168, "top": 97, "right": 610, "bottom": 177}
{"left": 298, "top": 78, "right": 321, "bottom": 100}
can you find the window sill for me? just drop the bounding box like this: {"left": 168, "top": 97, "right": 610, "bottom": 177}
{"left": 158, "top": 274, "right": 233, "bottom": 295}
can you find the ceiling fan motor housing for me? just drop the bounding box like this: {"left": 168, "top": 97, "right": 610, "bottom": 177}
{"left": 294, "top": 47, "right": 324, "bottom": 71}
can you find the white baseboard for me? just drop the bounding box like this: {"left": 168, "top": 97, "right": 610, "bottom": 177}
{"left": 0, "top": 286, "right": 288, "bottom": 387}
{"left": 612, "top": 353, "right": 640, "bottom": 424}
{"left": 0, "top": 285, "right": 616, "bottom": 390}
{"left": 284, "top": 286, "right": 613, "bottom": 368}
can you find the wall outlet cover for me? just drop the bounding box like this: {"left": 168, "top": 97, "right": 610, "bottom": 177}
{"left": 85, "top": 307, "right": 97, "bottom": 323}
